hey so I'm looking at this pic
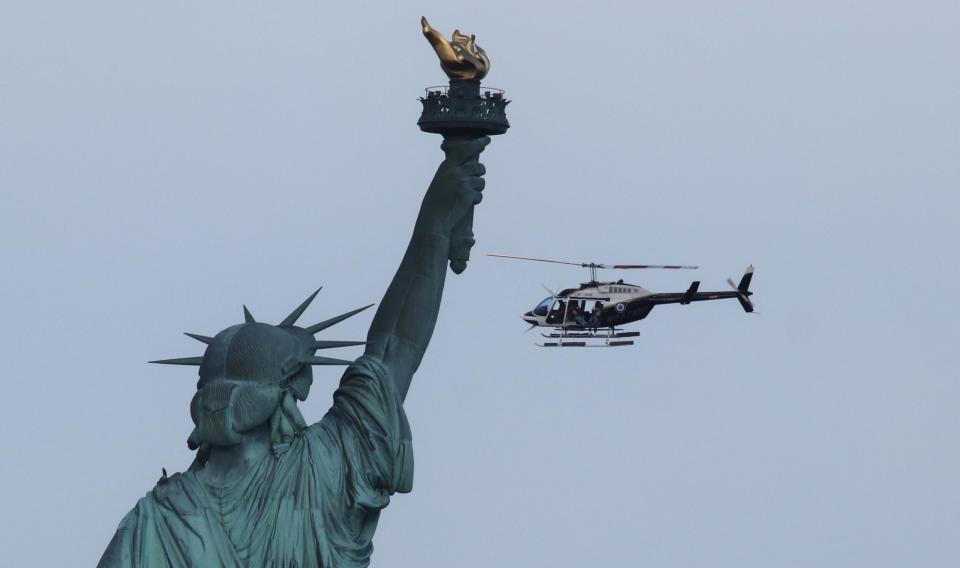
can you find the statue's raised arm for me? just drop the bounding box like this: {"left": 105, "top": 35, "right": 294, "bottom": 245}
{"left": 364, "top": 137, "right": 489, "bottom": 400}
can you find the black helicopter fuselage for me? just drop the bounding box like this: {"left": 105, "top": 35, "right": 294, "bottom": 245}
{"left": 522, "top": 267, "right": 754, "bottom": 330}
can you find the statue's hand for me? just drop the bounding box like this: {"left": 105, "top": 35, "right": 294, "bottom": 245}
{"left": 416, "top": 137, "right": 490, "bottom": 236}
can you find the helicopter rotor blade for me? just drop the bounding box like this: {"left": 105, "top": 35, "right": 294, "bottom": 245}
{"left": 523, "top": 323, "right": 537, "bottom": 335}
{"left": 488, "top": 254, "right": 697, "bottom": 271}
{"left": 487, "top": 253, "right": 585, "bottom": 267}
{"left": 614, "top": 264, "right": 698, "bottom": 270}
{"left": 541, "top": 284, "right": 558, "bottom": 297}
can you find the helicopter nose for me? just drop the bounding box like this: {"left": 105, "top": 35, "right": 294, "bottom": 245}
{"left": 522, "top": 311, "right": 536, "bottom": 324}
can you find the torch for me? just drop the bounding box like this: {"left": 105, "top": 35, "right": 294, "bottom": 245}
{"left": 418, "top": 17, "right": 510, "bottom": 274}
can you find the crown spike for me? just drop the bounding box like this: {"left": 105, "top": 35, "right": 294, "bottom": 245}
{"left": 150, "top": 357, "right": 204, "bottom": 366}
{"left": 279, "top": 287, "right": 322, "bottom": 328}
{"left": 303, "top": 356, "right": 354, "bottom": 366}
{"left": 184, "top": 332, "right": 213, "bottom": 345}
{"left": 310, "top": 340, "right": 367, "bottom": 350}
{"left": 243, "top": 305, "right": 256, "bottom": 323}
{"left": 305, "top": 304, "right": 374, "bottom": 335}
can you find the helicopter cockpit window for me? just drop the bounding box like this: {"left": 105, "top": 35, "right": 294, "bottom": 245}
{"left": 532, "top": 297, "right": 552, "bottom": 317}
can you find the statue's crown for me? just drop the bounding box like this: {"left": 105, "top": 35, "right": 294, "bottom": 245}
{"left": 150, "top": 288, "right": 371, "bottom": 386}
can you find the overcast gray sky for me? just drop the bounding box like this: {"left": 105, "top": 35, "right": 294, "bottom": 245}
{"left": 1, "top": 1, "right": 958, "bottom": 566}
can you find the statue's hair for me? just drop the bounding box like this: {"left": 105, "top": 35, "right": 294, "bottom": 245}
{"left": 150, "top": 288, "right": 371, "bottom": 452}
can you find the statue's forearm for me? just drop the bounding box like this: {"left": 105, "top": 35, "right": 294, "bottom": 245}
{"left": 364, "top": 224, "right": 450, "bottom": 401}
{"left": 363, "top": 138, "right": 487, "bottom": 400}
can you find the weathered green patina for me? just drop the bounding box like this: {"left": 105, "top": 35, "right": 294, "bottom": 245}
{"left": 98, "top": 137, "right": 492, "bottom": 567}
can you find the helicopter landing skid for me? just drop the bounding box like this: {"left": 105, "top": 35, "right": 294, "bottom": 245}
{"left": 536, "top": 329, "right": 638, "bottom": 347}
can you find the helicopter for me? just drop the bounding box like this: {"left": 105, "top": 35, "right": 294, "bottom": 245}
{"left": 488, "top": 254, "right": 756, "bottom": 347}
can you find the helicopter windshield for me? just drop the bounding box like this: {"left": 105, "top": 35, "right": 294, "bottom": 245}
{"left": 532, "top": 297, "right": 553, "bottom": 317}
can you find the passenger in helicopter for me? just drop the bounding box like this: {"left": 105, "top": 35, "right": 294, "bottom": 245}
{"left": 589, "top": 302, "right": 602, "bottom": 332}
{"left": 568, "top": 302, "right": 588, "bottom": 327}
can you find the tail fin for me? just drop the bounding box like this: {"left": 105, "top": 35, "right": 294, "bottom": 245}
{"left": 727, "top": 265, "right": 755, "bottom": 313}
{"left": 737, "top": 265, "right": 754, "bottom": 312}
{"left": 738, "top": 264, "right": 754, "bottom": 293}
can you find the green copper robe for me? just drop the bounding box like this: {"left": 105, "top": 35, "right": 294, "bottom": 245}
{"left": 99, "top": 356, "right": 413, "bottom": 568}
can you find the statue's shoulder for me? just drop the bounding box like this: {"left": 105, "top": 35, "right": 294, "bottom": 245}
{"left": 141, "top": 470, "right": 206, "bottom": 517}
{"left": 99, "top": 471, "right": 219, "bottom": 567}
{"left": 342, "top": 354, "right": 390, "bottom": 383}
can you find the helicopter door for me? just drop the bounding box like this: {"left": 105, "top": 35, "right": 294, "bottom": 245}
{"left": 545, "top": 299, "right": 566, "bottom": 325}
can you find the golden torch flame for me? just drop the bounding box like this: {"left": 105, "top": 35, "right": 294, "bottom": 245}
{"left": 421, "top": 17, "right": 491, "bottom": 81}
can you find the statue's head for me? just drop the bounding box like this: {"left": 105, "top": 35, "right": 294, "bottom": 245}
{"left": 151, "top": 289, "right": 371, "bottom": 451}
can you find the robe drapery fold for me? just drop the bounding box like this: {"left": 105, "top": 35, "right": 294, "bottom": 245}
{"left": 99, "top": 356, "right": 413, "bottom": 568}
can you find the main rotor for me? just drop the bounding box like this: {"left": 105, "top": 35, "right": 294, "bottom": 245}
{"left": 487, "top": 254, "right": 697, "bottom": 283}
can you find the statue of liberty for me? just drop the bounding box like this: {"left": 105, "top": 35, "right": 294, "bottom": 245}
{"left": 98, "top": 133, "right": 491, "bottom": 567}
